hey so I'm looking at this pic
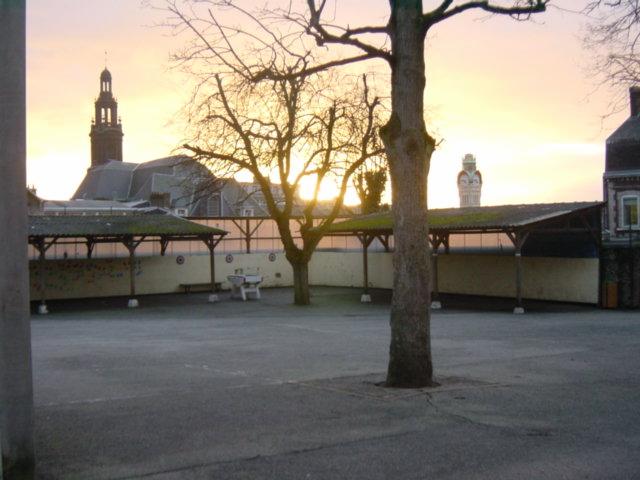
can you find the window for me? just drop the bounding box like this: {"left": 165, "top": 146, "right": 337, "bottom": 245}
{"left": 174, "top": 208, "right": 188, "bottom": 217}
{"left": 242, "top": 208, "right": 254, "bottom": 217}
{"left": 620, "top": 195, "right": 639, "bottom": 229}
{"left": 206, "top": 194, "right": 220, "bottom": 217}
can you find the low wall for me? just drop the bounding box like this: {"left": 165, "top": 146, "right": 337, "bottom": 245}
{"left": 311, "top": 252, "right": 598, "bottom": 304}
{"left": 29, "top": 252, "right": 293, "bottom": 301}
{"left": 30, "top": 251, "right": 599, "bottom": 304}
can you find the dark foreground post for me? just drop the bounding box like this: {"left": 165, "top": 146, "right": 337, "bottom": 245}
{"left": 0, "top": 0, "right": 36, "bottom": 477}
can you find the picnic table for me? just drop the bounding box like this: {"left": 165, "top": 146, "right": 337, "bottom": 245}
{"left": 227, "top": 274, "right": 262, "bottom": 301}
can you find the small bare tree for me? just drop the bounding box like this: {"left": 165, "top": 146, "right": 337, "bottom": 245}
{"left": 161, "top": 2, "right": 385, "bottom": 304}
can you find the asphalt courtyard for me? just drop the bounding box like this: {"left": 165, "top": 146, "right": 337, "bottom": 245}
{"left": 31, "top": 288, "right": 640, "bottom": 479}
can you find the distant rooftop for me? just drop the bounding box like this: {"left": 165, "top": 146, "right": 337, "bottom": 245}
{"left": 44, "top": 199, "right": 153, "bottom": 213}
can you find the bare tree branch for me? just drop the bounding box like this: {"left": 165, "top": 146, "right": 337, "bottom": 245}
{"left": 426, "top": 1, "right": 549, "bottom": 25}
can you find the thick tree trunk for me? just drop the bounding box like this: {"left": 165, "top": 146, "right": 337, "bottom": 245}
{"left": 381, "top": 0, "right": 434, "bottom": 388}
{"left": 291, "top": 258, "right": 311, "bottom": 305}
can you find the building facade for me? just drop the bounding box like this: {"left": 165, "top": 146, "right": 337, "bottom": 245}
{"left": 457, "top": 153, "right": 482, "bottom": 207}
{"left": 602, "top": 87, "right": 640, "bottom": 308}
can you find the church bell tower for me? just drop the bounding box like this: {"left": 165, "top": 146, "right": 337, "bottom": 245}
{"left": 90, "top": 68, "right": 123, "bottom": 167}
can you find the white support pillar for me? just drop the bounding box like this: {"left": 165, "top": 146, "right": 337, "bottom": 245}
{"left": 0, "top": 1, "right": 35, "bottom": 477}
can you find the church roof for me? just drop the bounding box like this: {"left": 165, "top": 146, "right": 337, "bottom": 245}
{"left": 73, "top": 161, "right": 137, "bottom": 200}
{"left": 323, "top": 202, "right": 603, "bottom": 234}
{"left": 73, "top": 156, "right": 204, "bottom": 203}
{"left": 131, "top": 155, "right": 188, "bottom": 169}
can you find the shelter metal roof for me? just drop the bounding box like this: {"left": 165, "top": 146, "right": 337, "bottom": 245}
{"left": 325, "top": 202, "right": 603, "bottom": 235}
{"left": 29, "top": 213, "right": 226, "bottom": 239}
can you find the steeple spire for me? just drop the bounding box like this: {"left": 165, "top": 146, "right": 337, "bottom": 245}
{"left": 90, "top": 66, "right": 123, "bottom": 167}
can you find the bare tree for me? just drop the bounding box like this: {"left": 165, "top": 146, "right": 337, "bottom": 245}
{"left": 161, "top": 1, "right": 385, "bottom": 304}
{"left": 161, "top": 0, "right": 549, "bottom": 387}
{"left": 290, "top": 0, "right": 549, "bottom": 388}
{"left": 585, "top": 1, "right": 640, "bottom": 113}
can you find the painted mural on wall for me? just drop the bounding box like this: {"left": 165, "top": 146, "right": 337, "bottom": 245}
{"left": 30, "top": 258, "right": 141, "bottom": 297}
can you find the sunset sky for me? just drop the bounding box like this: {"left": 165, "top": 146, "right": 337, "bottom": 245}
{"left": 26, "top": 0, "right": 624, "bottom": 208}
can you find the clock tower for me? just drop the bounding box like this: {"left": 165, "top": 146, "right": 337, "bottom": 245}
{"left": 457, "top": 153, "right": 482, "bottom": 207}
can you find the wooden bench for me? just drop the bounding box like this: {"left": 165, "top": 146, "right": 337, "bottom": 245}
{"left": 179, "top": 282, "right": 222, "bottom": 294}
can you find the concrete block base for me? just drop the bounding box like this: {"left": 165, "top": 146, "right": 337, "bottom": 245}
{"left": 38, "top": 304, "right": 49, "bottom": 315}
{"left": 513, "top": 306, "right": 525, "bottom": 315}
{"left": 208, "top": 294, "right": 219, "bottom": 303}
{"left": 127, "top": 299, "right": 139, "bottom": 309}
{"left": 360, "top": 294, "right": 372, "bottom": 303}
{"left": 430, "top": 301, "right": 442, "bottom": 310}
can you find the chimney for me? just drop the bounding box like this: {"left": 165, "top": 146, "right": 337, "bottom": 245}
{"left": 630, "top": 86, "right": 640, "bottom": 116}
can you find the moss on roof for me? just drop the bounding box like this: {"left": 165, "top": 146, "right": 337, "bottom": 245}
{"left": 326, "top": 202, "right": 603, "bottom": 233}
{"left": 29, "top": 214, "right": 227, "bottom": 238}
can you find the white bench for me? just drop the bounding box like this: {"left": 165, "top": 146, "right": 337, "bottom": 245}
{"left": 227, "top": 274, "right": 262, "bottom": 301}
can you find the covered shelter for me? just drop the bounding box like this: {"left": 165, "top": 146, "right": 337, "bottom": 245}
{"left": 324, "top": 202, "right": 603, "bottom": 313}
{"left": 28, "top": 213, "right": 227, "bottom": 312}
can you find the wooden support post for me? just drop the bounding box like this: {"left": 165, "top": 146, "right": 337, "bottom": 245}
{"left": 231, "top": 218, "right": 262, "bottom": 254}
{"left": 123, "top": 236, "right": 143, "bottom": 308}
{"left": 202, "top": 234, "right": 224, "bottom": 303}
{"left": 245, "top": 218, "right": 251, "bottom": 253}
{"left": 507, "top": 230, "right": 530, "bottom": 314}
{"left": 37, "top": 246, "right": 48, "bottom": 315}
{"left": 128, "top": 246, "right": 136, "bottom": 303}
{"left": 429, "top": 235, "right": 442, "bottom": 309}
{"left": 431, "top": 250, "right": 441, "bottom": 310}
{"left": 86, "top": 238, "right": 95, "bottom": 259}
{"left": 363, "top": 237, "right": 369, "bottom": 294}
{"left": 377, "top": 234, "right": 391, "bottom": 252}
{"left": 159, "top": 237, "right": 169, "bottom": 256}
{"left": 33, "top": 237, "right": 57, "bottom": 315}
{"left": 209, "top": 244, "right": 216, "bottom": 291}
{"left": 358, "top": 234, "right": 374, "bottom": 303}
{"left": 514, "top": 249, "right": 523, "bottom": 313}
{"left": 208, "top": 237, "right": 217, "bottom": 303}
